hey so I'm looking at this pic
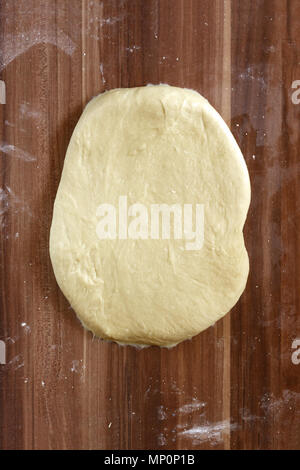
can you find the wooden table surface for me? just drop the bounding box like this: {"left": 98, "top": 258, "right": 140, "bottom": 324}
{"left": 0, "top": 0, "right": 300, "bottom": 450}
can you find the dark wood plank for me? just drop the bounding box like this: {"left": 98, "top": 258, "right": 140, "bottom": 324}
{"left": 230, "top": 0, "right": 300, "bottom": 450}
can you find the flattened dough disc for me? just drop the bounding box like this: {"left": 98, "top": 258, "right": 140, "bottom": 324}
{"left": 50, "top": 85, "right": 251, "bottom": 347}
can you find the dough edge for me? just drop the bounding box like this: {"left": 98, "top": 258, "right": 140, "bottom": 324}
{"left": 50, "top": 84, "right": 251, "bottom": 348}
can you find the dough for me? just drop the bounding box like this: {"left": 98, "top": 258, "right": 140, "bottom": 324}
{"left": 50, "top": 85, "right": 250, "bottom": 347}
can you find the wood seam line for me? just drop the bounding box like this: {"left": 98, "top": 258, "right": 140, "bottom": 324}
{"left": 222, "top": 0, "right": 232, "bottom": 451}
{"left": 81, "top": 0, "right": 88, "bottom": 397}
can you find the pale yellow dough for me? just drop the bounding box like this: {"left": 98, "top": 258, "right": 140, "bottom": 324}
{"left": 50, "top": 85, "right": 250, "bottom": 347}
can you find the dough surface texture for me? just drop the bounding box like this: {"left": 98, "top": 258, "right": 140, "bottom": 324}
{"left": 50, "top": 85, "right": 251, "bottom": 347}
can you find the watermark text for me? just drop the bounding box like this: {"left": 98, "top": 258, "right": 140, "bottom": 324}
{"left": 96, "top": 196, "right": 204, "bottom": 251}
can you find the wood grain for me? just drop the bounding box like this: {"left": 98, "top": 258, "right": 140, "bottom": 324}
{"left": 0, "top": 0, "right": 299, "bottom": 450}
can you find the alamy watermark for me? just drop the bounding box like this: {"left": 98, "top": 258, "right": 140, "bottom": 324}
{"left": 96, "top": 196, "right": 204, "bottom": 251}
{"left": 0, "top": 340, "right": 6, "bottom": 365}
{"left": 291, "top": 80, "right": 300, "bottom": 104}
{"left": 291, "top": 338, "right": 300, "bottom": 365}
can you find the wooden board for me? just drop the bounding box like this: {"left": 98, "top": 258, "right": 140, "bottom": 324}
{"left": 0, "top": 0, "right": 300, "bottom": 450}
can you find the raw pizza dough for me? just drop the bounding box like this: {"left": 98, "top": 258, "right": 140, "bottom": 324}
{"left": 50, "top": 85, "right": 250, "bottom": 347}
